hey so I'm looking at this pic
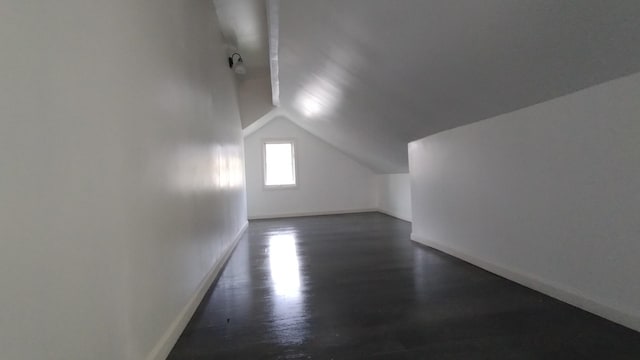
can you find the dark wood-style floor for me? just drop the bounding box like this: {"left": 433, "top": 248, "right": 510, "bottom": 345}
{"left": 168, "top": 213, "right": 640, "bottom": 359}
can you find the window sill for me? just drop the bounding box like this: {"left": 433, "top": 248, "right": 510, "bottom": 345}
{"left": 264, "top": 184, "right": 298, "bottom": 191}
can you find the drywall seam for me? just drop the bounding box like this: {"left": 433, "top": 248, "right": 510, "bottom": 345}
{"left": 145, "top": 222, "right": 249, "bottom": 360}
{"left": 248, "top": 209, "right": 378, "bottom": 220}
{"left": 410, "top": 233, "right": 640, "bottom": 333}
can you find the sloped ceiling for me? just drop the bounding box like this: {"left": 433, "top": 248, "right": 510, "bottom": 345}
{"left": 269, "top": 0, "right": 640, "bottom": 173}
{"left": 213, "top": 0, "right": 269, "bottom": 75}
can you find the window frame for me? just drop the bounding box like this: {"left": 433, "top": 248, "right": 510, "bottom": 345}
{"left": 262, "top": 138, "right": 298, "bottom": 190}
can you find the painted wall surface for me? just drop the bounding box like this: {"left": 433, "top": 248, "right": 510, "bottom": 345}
{"left": 237, "top": 73, "right": 274, "bottom": 129}
{"left": 0, "top": 1, "right": 247, "bottom": 359}
{"left": 409, "top": 72, "right": 640, "bottom": 331}
{"left": 375, "top": 174, "right": 412, "bottom": 222}
{"left": 245, "top": 117, "right": 375, "bottom": 218}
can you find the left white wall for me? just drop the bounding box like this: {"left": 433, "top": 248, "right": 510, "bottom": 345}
{"left": 0, "top": 1, "right": 246, "bottom": 359}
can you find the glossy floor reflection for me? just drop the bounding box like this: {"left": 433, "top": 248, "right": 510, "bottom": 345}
{"left": 168, "top": 213, "right": 640, "bottom": 359}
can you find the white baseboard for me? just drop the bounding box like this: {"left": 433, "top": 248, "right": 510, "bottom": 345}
{"left": 146, "top": 222, "right": 249, "bottom": 360}
{"left": 248, "top": 208, "right": 378, "bottom": 220}
{"left": 410, "top": 233, "right": 640, "bottom": 333}
{"left": 376, "top": 209, "right": 411, "bottom": 223}
{"left": 248, "top": 208, "right": 413, "bottom": 221}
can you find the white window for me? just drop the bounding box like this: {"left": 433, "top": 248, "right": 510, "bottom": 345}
{"left": 263, "top": 140, "right": 297, "bottom": 188}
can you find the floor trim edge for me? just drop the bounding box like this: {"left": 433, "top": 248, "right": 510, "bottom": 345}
{"left": 410, "top": 233, "right": 640, "bottom": 333}
{"left": 248, "top": 209, "right": 378, "bottom": 220}
{"left": 146, "top": 221, "right": 249, "bottom": 360}
{"left": 376, "top": 209, "right": 411, "bottom": 223}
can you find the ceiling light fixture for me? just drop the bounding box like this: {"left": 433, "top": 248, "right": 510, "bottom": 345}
{"left": 228, "top": 53, "right": 246, "bottom": 75}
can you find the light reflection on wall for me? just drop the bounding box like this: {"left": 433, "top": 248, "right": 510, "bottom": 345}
{"left": 214, "top": 144, "right": 244, "bottom": 190}
{"left": 171, "top": 143, "right": 244, "bottom": 192}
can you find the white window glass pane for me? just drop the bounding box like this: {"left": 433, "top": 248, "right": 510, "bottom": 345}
{"left": 265, "top": 143, "right": 295, "bottom": 186}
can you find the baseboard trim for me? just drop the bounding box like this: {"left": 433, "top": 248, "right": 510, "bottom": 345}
{"left": 376, "top": 209, "right": 411, "bottom": 223}
{"left": 146, "top": 222, "right": 249, "bottom": 360}
{"left": 248, "top": 208, "right": 378, "bottom": 220}
{"left": 410, "top": 233, "right": 640, "bottom": 333}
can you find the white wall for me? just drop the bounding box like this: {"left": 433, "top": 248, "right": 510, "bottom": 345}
{"left": 375, "top": 174, "right": 412, "bottom": 222}
{"left": 245, "top": 117, "right": 375, "bottom": 218}
{"left": 0, "top": 1, "right": 247, "bottom": 359}
{"left": 409, "top": 72, "right": 640, "bottom": 331}
{"left": 237, "top": 72, "right": 274, "bottom": 129}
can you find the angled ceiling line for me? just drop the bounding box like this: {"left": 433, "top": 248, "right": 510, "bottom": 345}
{"left": 274, "top": 0, "right": 640, "bottom": 173}
{"left": 243, "top": 109, "right": 385, "bottom": 173}
{"left": 242, "top": 107, "right": 286, "bottom": 137}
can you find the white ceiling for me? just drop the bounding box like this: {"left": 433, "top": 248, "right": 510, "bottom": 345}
{"left": 214, "top": 1, "right": 640, "bottom": 173}
{"left": 270, "top": 0, "right": 640, "bottom": 173}
{"left": 213, "top": 0, "right": 270, "bottom": 76}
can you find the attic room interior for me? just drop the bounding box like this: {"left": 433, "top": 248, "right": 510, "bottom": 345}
{"left": 1, "top": 0, "right": 639, "bottom": 359}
